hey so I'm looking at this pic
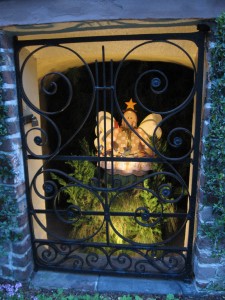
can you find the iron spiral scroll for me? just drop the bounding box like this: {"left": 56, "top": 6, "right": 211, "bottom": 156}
{"left": 17, "top": 33, "right": 205, "bottom": 278}
{"left": 35, "top": 242, "right": 186, "bottom": 275}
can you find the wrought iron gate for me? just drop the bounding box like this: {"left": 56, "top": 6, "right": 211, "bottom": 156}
{"left": 15, "top": 27, "right": 207, "bottom": 279}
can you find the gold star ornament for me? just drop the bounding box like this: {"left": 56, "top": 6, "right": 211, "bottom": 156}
{"left": 125, "top": 99, "right": 137, "bottom": 110}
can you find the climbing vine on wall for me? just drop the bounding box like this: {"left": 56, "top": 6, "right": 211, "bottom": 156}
{"left": 203, "top": 13, "right": 225, "bottom": 257}
{"left": 0, "top": 55, "right": 19, "bottom": 256}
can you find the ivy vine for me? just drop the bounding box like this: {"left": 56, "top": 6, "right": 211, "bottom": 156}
{"left": 0, "top": 76, "right": 7, "bottom": 137}
{"left": 0, "top": 53, "right": 19, "bottom": 256}
{"left": 203, "top": 13, "right": 225, "bottom": 257}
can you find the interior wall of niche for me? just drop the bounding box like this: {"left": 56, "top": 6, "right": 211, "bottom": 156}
{"left": 19, "top": 24, "right": 199, "bottom": 249}
{"left": 19, "top": 48, "right": 47, "bottom": 240}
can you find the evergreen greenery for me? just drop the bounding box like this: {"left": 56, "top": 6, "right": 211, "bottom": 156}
{"left": 0, "top": 186, "right": 19, "bottom": 255}
{"left": 0, "top": 73, "right": 8, "bottom": 137}
{"left": 0, "top": 58, "right": 19, "bottom": 256}
{"left": 203, "top": 13, "right": 225, "bottom": 257}
{"left": 52, "top": 138, "right": 177, "bottom": 246}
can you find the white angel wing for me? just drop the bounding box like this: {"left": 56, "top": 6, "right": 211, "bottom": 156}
{"left": 95, "top": 111, "right": 115, "bottom": 135}
{"left": 138, "top": 113, "right": 162, "bottom": 138}
{"left": 94, "top": 111, "right": 117, "bottom": 152}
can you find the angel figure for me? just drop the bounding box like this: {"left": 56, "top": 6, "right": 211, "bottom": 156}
{"left": 94, "top": 99, "right": 162, "bottom": 177}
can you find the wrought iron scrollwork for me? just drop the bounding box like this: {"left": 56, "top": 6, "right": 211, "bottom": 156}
{"left": 35, "top": 242, "right": 186, "bottom": 275}
{"left": 17, "top": 30, "right": 206, "bottom": 279}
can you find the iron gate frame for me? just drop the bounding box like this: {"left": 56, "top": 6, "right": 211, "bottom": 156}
{"left": 14, "top": 25, "right": 209, "bottom": 280}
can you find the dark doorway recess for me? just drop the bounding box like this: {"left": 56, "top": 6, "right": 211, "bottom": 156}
{"left": 15, "top": 31, "right": 206, "bottom": 280}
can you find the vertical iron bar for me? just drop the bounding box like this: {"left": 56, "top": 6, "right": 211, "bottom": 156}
{"left": 14, "top": 31, "right": 207, "bottom": 278}
{"left": 102, "top": 46, "right": 107, "bottom": 179}
{"left": 110, "top": 59, "right": 115, "bottom": 187}
{"left": 102, "top": 46, "right": 110, "bottom": 245}
{"left": 95, "top": 60, "right": 101, "bottom": 186}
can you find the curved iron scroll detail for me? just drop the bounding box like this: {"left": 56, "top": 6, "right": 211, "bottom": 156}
{"left": 35, "top": 242, "right": 186, "bottom": 275}
{"left": 20, "top": 45, "right": 95, "bottom": 159}
{"left": 113, "top": 40, "right": 196, "bottom": 162}
{"left": 17, "top": 33, "right": 205, "bottom": 279}
{"left": 115, "top": 40, "right": 196, "bottom": 115}
{"left": 29, "top": 168, "right": 189, "bottom": 246}
{"left": 24, "top": 116, "right": 62, "bottom": 158}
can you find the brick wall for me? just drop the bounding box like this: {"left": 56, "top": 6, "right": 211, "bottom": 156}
{"left": 0, "top": 27, "right": 224, "bottom": 291}
{"left": 193, "top": 33, "right": 225, "bottom": 291}
{"left": 0, "top": 31, "right": 33, "bottom": 282}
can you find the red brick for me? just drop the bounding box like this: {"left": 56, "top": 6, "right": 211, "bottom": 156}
{"left": 16, "top": 183, "right": 26, "bottom": 198}
{"left": 195, "top": 280, "right": 208, "bottom": 289}
{"left": 216, "top": 265, "right": 225, "bottom": 278}
{"left": 196, "top": 235, "right": 213, "bottom": 250}
{"left": 12, "top": 248, "right": 33, "bottom": 268}
{"left": 5, "top": 120, "right": 20, "bottom": 135}
{"left": 13, "top": 262, "right": 33, "bottom": 282}
{"left": 194, "top": 261, "right": 218, "bottom": 281}
{"left": 17, "top": 196, "right": 28, "bottom": 214}
{"left": 198, "top": 205, "right": 213, "bottom": 223}
{"left": 4, "top": 104, "right": 19, "bottom": 118}
{"left": 12, "top": 235, "right": 31, "bottom": 255}
{"left": 195, "top": 246, "right": 220, "bottom": 264}
{"left": 0, "top": 250, "right": 9, "bottom": 265}
{"left": 14, "top": 223, "right": 30, "bottom": 241}
{"left": 1, "top": 70, "right": 16, "bottom": 84}
{"left": 0, "top": 184, "right": 23, "bottom": 199}
{"left": 199, "top": 172, "right": 205, "bottom": 187}
{"left": 0, "top": 88, "right": 17, "bottom": 101}
{"left": 1, "top": 265, "right": 13, "bottom": 278}
{"left": 0, "top": 137, "right": 22, "bottom": 152}
{"left": 17, "top": 211, "right": 29, "bottom": 227}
